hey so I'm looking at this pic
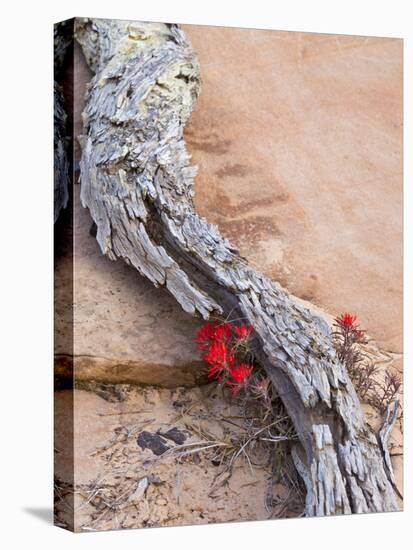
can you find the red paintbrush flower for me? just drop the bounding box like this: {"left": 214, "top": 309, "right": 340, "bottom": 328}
{"left": 226, "top": 362, "right": 253, "bottom": 395}
{"left": 207, "top": 364, "right": 225, "bottom": 380}
{"left": 196, "top": 321, "right": 254, "bottom": 387}
{"left": 214, "top": 323, "right": 231, "bottom": 343}
{"left": 195, "top": 322, "right": 231, "bottom": 351}
{"left": 233, "top": 324, "right": 253, "bottom": 341}
{"left": 203, "top": 340, "right": 235, "bottom": 380}
{"left": 195, "top": 322, "right": 218, "bottom": 351}
{"left": 229, "top": 363, "right": 253, "bottom": 382}
{"left": 335, "top": 312, "right": 357, "bottom": 329}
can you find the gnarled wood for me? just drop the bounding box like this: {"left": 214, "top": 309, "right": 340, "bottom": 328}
{"left": 75, "top": 18, "right": 399, "bottom": 516}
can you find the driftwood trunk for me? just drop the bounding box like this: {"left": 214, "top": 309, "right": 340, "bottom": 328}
{"left": 75, "top": 18, "right": 399, "bottom": 516}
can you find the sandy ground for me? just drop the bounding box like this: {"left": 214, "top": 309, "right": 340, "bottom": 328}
{"left": 54, "top": 386, "right": 303, "bottom": 531}
{"left": 54, "top": 377, "right": 403, "bottom": 531}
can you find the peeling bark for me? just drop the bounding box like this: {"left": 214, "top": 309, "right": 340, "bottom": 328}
{"left": 75, "top": 18, "right": 399, "bottom": 516}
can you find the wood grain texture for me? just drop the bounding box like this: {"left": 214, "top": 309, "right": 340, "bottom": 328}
{"left": 75, "top": 18, "right": 399, "bottom": 516}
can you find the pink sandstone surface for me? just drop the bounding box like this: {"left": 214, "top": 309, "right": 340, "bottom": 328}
{"left": 185, "top": 25, "right": 402, "bottom": 354}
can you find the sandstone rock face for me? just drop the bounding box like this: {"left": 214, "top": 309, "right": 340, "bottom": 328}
{"left": 184, "top": 26, "right": 403, "bottom": 354}
{"left": 56, "top": 29, "right": 402, "bottom": 386}
{"left": 54, "top": 186, "right": 204, "bottom": 386}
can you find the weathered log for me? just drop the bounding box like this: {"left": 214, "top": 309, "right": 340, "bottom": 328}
{"left": 54, "top": 82, "right": 69, "bottom": 223}
{"left": 54, "top": 22, "right": 71, "bottom": 223}
{"left": 75, "top": 18, "right": 399, "bottom": 516}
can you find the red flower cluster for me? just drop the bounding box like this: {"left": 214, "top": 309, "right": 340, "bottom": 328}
{"left": 335, "top": 313, "right": 357, "bottom": 328}
{"left": 196, "top": 322, "right": 254, "bottom": 394}
{"left": 233, "top": 324, "right": 253, "bottom": 340}
{"left": 226, "top": 363, "right": 253, "bottom": 394}
{"left": 334, "top": 312, "right": 366, "bottom": 343}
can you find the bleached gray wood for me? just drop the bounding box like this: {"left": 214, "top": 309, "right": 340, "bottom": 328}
{"left": 378, "top": 402, "right": 400, "bottom": 493}
{"left": 75, "top": 17, "right": 399, "bottom": 516}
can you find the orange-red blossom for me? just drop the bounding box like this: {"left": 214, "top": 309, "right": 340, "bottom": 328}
{"left": 196, "top": 321, "right": 254, "bottom": 394}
